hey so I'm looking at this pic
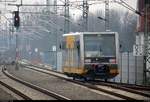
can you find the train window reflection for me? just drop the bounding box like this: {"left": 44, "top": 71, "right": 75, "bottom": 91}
{"left": 84, "top": 34, "right": 116, "bottom": 57}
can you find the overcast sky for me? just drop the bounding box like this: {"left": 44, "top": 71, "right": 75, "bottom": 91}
{"left": 0, "top": 0, "right": 137, "bottom": 21}
{"left": 0, "top": 0, "right": 137, "bottom": 12}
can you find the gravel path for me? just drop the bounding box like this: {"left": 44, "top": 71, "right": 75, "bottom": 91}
{"left": 7, "top": 65, "right": 121, "bottom": 100}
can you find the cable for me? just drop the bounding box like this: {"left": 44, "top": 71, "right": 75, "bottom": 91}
{"left": 120, "top": 0, "right": 136, "bottom": 11}
{"left": 0, "top": 0, "right": 17, "bottom": 2}
{"left": 116, "top": 1, "right": 141, "bottom": 16}
{"left": 117, "top": 2, "right": 135, "bottom": 12}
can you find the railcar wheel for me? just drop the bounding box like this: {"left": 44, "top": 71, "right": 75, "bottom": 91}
{"left": 87, "top": 70, "right": 95, "bottom": 81}
{"left": 83, "top": 77, "right": 87, "bottom": 82}
{"left": 73, "top": 77, "right": 76, "bottom": 80}
{"left": 91, "top": 76, "right": 95, "bottom": 81}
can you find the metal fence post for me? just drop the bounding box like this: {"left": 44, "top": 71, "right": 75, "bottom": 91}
{"left": 135, "top": 56, "right": 137, "bottom": 85}
{"left": 120, "top": 52, "right": 122, "bottom": 83}
{"left": 127, "top": 51, "right": 129, "bottom": 84}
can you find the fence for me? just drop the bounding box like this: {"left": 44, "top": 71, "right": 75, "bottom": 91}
{"left": 111, "top": 52, "right": 144, "bottom": 85}
{"left": 34, "top": 51, "right": 145, "bottom": 85}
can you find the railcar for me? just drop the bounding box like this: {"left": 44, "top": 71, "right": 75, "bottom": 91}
{"left": 61, "top": 32, "right": 119, "bottom": 81}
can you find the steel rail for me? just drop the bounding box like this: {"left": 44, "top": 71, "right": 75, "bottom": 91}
{"left": 0, "top": 68, "right": 32, "bottom": 100}
{"left": 2, "top": 67, "right": 71, "bottom": 100}
{"left": 90, "top": 81, "right": 150, "bottom": 98}
{"left": 0, "top": 80, "right": 32, "bottom": 100}
{"left": 93, "top": 80, "right": 150, "bottom": 91}
{"left": 26, "top": 63, "right": 150, "bottom": 91}
{"left": 23, "top": 64, "right": 137, "bottom": 100}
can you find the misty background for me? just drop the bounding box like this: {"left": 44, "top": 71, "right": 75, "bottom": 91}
{"left": 0, "top": 1, "right": 138, "bottom": 65}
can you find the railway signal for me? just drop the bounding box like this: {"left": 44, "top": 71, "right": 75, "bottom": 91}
{"left": 14, "top": 11, "right": 20, "bottom": 28}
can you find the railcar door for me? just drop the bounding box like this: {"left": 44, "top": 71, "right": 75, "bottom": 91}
{"left": 62, "top": 35, "right": 85, "bottom": 76}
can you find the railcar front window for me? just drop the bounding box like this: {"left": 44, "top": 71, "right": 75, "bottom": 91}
{"left": 84, "top": 34, "right": 116, "bottom": 57}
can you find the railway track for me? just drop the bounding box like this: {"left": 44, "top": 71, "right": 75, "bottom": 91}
{"left": 27, "top": 63, "right": 150, "bottom": 92}
{"left": 25, "top": 63, "right": 150, "bottom": 90}
{"left": 90, "top": 81, "right": 150, "bottom": 97}
{"left": 22, "top": 64, "right": 150, "bottom": 100}
{"left": 1, "top": 66, "right": 70, "bottom": 100}
{"left": 0, "top": 80, "right": 31, "bottom": 100}
{"left": 92, "top": 80, "right": 150, "bottom": 91}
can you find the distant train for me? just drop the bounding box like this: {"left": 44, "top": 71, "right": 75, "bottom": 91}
{"left": 61, "top": 32, "right": 119, "bottom": 81}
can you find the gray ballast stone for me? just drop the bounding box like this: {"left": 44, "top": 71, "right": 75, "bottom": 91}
{"left": 0, "top": 86, "right": 17, "bottom": 100}
{"left": 7, "top": 65, "right": 119, "bottom": 100}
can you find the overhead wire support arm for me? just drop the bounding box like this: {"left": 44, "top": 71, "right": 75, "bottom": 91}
{"left": 7, "top": 3, "right": 67, "bottom": 7}
{"left": 0, "top": 0, "right": 17, "bottom": 2}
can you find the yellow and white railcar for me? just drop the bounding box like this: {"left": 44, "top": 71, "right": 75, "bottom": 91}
{"left": 61, "top": 32, "right": 119, "bottom": 81}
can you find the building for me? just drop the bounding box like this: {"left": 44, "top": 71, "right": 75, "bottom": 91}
{"left": 136, "top": 0, "right": 150, "bottom": 84}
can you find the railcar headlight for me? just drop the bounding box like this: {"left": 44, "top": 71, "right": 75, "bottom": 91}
{"left": 85, "top": 59, "right": 91, "bottom": 63}
{"left": 109, "top": 59, "right": 116, "bottom": 63}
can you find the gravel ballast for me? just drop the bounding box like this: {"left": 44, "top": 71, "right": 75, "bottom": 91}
{"left": 7, "top": 65, "right": 121, "bottom": 100}
{"left": 0, "top": 86, "right": 17, "bottom": 100}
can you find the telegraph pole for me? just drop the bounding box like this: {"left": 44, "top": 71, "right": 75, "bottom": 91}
{"left": 83, "top": 0, "right": 88, "bottom": 31}
{"left": 105, "top": 0, "right": 109, "bottom": 31}
{"left": 64, "top": 0, "right": 70, "bottom": 33}
{"left": 54, "top": 0, "right": 58, "bottom": 70}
